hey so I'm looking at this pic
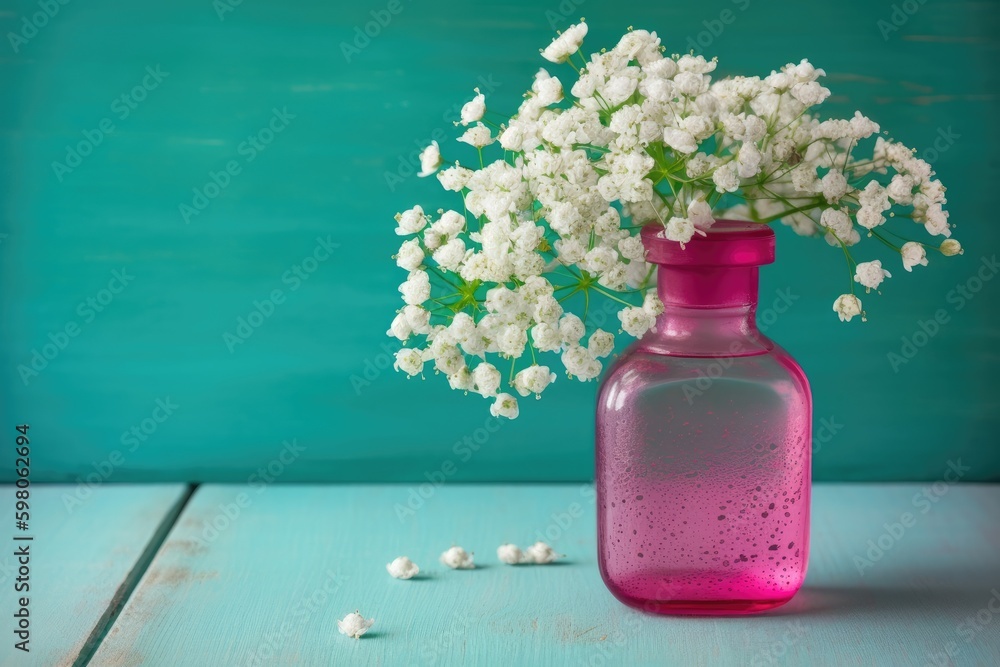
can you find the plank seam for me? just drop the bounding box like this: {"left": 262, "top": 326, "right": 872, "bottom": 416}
{"left": 71, "top": 483, "right": 199, "bottom": 667}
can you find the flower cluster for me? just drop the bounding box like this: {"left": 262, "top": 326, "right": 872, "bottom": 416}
{"left": 389, "top": 21, "right": 961, "bottom": 418}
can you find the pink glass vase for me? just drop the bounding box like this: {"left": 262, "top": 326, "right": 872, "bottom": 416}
{"left": 596, "top": 221, "right": 812, "bottom": 615}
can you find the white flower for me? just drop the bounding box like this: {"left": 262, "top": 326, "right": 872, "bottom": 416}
{"left": 457, "top": 123, "right": 495, "bottom": 148}
{"left": 665, "top": 216, "right": 696, "bottom": 246}
{"left": 402, "top": 305, "right": 431, "bottom": 334}
{"left": 820, "top": 208, "right": 859, "bottom": 246}
{"left": 939, "top": 239, "right": 963, "bottom": 256}
{"left": 588, "top": 329, "right": 615, "bottom": 358}
{"left": 900, "top": 241, "right": 928, "bottom": 272}
{"left": 418, "top": 141, "right": 443, "bottom": 178}
{"left": 393, "top": 348, "right": 424, "bottom": 376}
{"left": 448, "top": 368, "right": 473, "bottom": 391}
{"left": 618, "top": 306, "right": 655, "bottom": 337}
{"left": 490, "top": 393, "right": 520, "bottom": 419}
{"left": 923, "top": 203, "right": 951, "bottom": 237}
{"left": 394, "top": 205, "right": 427, "bottom": 235}
{"left": 854, "top": 260, "right": 891, "bottom": 291}
{"left": 440, "top": 546, "right": 475, "bottom": 569}
{"left": 558, "top": 313, "right": 586, "bottom": 345}
{"left": 387, "top": 312, "right": 412, "bottom": 341}
{"left": 643, "top": 291, "right": 664, "bottom": 316}
{"left": 541, "top": 22, "right": 588, "bottom": 63}
{"left": 524, "top": 541, "right": 561, "bottom": 564}
{"left": 832, "top": 294, "right": 863, "bottom": 322}
{"left": 561, "top": 344, "right": 602, "bottom": 380}
{"left": 437, "top": 165, "right": 473, "bottom": 191}
{"left": 399, "top": 270, "right": 430, "bottom": 305}
{"left": 513, "top": 365, "right": 556, "bottom": 397}
{"left": 497, "top": 543, "right": 525, "bottom": 565}
{"left": 712, "top": 162, "right": 740, "bottom": 193}
{"left": 432, "top": 238, "right": 467, "bottom": 272}
{"left": 386, "top": 556, "right": 420, "bottom": 580}
{"left": 820, "top": 171, "right": 848, "bottom": 204}
{"left": 618, "top": 235, "right": 645, "bottom": 260}
{"left": 687, "top": 199, "right": 715, "bottom": 231}
{"left": 472, "top": 362, "right": 502, "bottom": 397}
{"left": 461, "top": 90, "right": 486, "bottom": 125}
{"left": 532, "top": 69, "right": 563, "bottom": 106}
{"left": 857, "top": 181, "right": 890, "bottom": 230}
{"left": 736, "top": 142, "right": 762, "bottom": 178}
{"left": 530, "top": 322, "right": 562, "bottom": 352}
{"left": 663, "top": 128, "right": 698, "bottom": 154}
{"left": 338, "top": 612, "right": 374, "bottom": 639}
{"left": 395, "top": 238, "right": 424, "bottom": 271}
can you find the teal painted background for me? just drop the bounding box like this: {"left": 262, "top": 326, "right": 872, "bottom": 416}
{"left": 1, "top": 0, "right": 998, "bottom": 483}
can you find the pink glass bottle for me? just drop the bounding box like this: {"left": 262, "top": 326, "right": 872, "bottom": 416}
{"left": 596, "top": 221, "right": 811, "bottom": 615}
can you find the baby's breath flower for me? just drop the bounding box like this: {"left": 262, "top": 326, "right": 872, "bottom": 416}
{"left": 524, "top": 541, "right": 562, "bottom": 564}
{"left": 388, "top": 21, "right": 962, "bottom": 416}
{"left": 393, "top": 348, "right": 424, "bottom": 376}
{"left": 854, "top": 260, "right": 891, "bottom": 291}
{"left": 490, "top": 393, "right": 520, "bottom": 419}
{"left": 588, "top": 330, "right": 615, "bottom": 359}
{"left": 939, "top": 239, "right": 963, "bottom": 256}
{"left": 338, "top": 612, "right": 374, "bottom": 639}
{"left": 440, "top": 546, "right": 475, "bottom": 569}
{"left": 394, "top": 205, "right": 427, "bottom": 236}
{"left": 832, "top": 294, "right": 863, "bottom": 322}
{"left": 513, "top": 365, "right": 557, "bottom": 397}
{"left": 497, "top": 544, "right": 525, "bottom": 564}
{"left": 457, "top": 123, "right": 495, "bottom": 148}
{"left": 541, "top": 22, "right": 588, "bottom": 64}
{"left": 619, "top": 306, "right": 656, "bottom": 337}
{"left": 386, "top": 556, "right": 420, "bottom": 580}
{"left": 460, "top": 90, "right": 486, "bottom": 126}
{"left": 900, "top": 241, "right": 929, "bottom": 271}
{"left": 418, "top": 141, "right": 442, "bottom": 178}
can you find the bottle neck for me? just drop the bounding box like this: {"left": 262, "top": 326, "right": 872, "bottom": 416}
{"left": 641, "top": 265, "right": 771, "bottom": 358}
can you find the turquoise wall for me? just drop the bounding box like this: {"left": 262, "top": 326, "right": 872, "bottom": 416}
{"left": 2, "top": 0, "right": 998, "bottom": 483}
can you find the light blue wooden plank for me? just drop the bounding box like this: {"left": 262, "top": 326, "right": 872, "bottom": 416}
{"left": 0, "top": 483, "right": 189, "bottom": 667}
{"left": 90, "top": 483, "right": 1000, "bottom": 666}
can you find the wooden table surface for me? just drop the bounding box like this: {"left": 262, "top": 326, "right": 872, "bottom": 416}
{"left": 2, "top": 483, "right": 998, "bottom": 666}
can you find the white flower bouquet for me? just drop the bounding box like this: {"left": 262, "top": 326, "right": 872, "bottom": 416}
{"left": 388, "top": 21, "right": 962, "bottom": 419}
